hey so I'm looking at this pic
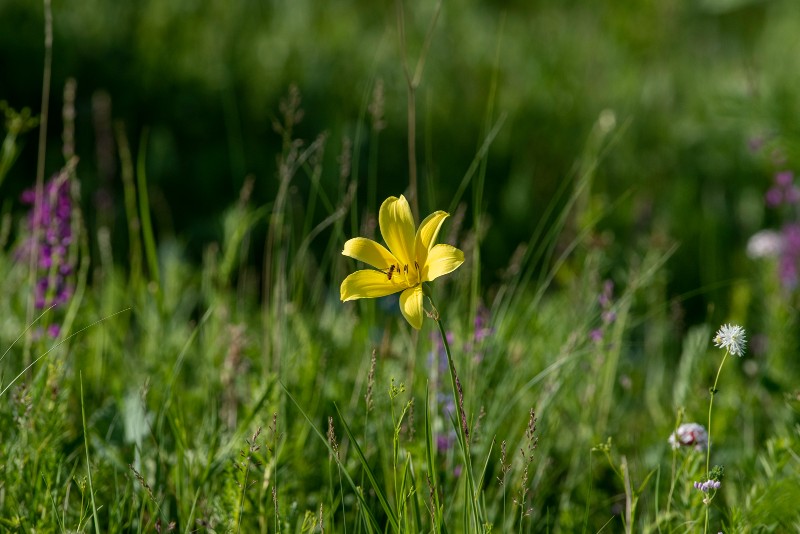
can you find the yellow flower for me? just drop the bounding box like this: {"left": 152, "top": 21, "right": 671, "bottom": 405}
{"left": 340, "top": 195, "right": 464, "bottom": 329}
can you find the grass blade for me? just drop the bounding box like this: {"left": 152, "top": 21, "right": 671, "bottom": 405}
{"left": 81, "top": 373, "right": 102, "bottom": 534}
{"left": 334, "top": 402, "right": 400, "bottom": 532}
{"left": 282, "top": 384, "right": 384, "bottom": 532}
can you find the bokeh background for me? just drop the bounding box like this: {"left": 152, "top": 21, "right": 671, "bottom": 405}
{"left": 3, "top": 0, "right": 800, "bottom": 321}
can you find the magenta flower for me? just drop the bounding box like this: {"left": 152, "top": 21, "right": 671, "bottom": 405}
{"left": 765, "top": 171, "right": 799, "bottom": 207}
{"left": 778, "top": 224, "right": 800, "bottom": 289}
{"left": 17, "top": 173, "right": 76, "bottom": 313}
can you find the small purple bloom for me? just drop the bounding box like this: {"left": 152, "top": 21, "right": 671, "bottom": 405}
{"left": 766, "top": 187, "right": 783, "bottom": 207}
{"left": 765, "top": 171, "right": 800, "bottom": 208}
{"left": 775, "top": 171, "right": 794, "bottom": 187}
{"left": 436, "top": 432, "right": 455, "bottom": 453}
{"left": 783, "top": 224, "right": 800, "bottom": 253}
{"left": 589, "top": 329, "right": 603, "bottom": 343}
{"left": 693, "top": 479, "right": 720, "bottom": 492}
{"left": 777, "top": 223, "right": 800, "bottom": 289}
{"left": 779, "top": 256, "right": 798, "bottom": 288}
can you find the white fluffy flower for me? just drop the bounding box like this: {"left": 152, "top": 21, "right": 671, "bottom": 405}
{"left": 746, "top": 230, "right": 783, "bottom": 259}
{"left": 668, "top": 423, "right": 708, "bottom": 452}
{"left": 713, "top": 324, "right": 747, "bottom": 357}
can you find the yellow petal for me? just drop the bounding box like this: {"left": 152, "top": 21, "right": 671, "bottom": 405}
{"left": 422, "top": 244, "right": 464, "bottom": 282}
{"left": 415, "top": 210, "right": 449, "bottom": 264}
{"left": 342, "top": 237, "right": 397, "bottom": 269}
{"left": 340, "top": 270, "right": 402, "bottom": 302}
{"left": 379, "top": 196, "right": 415, "bottom": 267}
{"left": 399, "top": 286, "right": 424, "bottom": 330}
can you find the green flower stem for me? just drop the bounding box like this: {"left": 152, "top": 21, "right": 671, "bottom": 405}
{"left": 704, "top": 349, "right": 729, "bottom": 534}
{"left": 706, "top": 350, "right": 729, "bottom": 476}
{"left": 425, "top": 285, "right": 483, "bottom": 530}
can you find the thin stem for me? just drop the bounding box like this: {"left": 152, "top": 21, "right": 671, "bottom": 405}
{"left": 664, "top": 451, "right": 676, "bottom": 531}
{"left": 664, "top": 411, "right": 686, "bottom": 532}
{"left": 705, "top": 350, "right": 729, "bottom": 476}
{"left": 390, "top": 389, "right": 400, "bottom": 522}
{"left": 427, "top": 289, "right": 483, "bottom": 530}
{"left": 703, "top": 349, "right": 729, "bottom": 534}
{"left": 406, "top": 88, "right": 418, "bottom": 221}
{"left": 622, "top": 456, "right": 633, "bottom": 534}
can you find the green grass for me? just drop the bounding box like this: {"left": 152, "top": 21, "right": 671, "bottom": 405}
{"left": 2, "top": 2, "right": 800, "bottom": 532}
{"left": 2, "top": 105, "right": 798, "bottom": 531}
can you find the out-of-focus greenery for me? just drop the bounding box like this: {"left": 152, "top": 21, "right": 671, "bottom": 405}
{"left": 3, "top": 0, "right": 800, "bottom": 317}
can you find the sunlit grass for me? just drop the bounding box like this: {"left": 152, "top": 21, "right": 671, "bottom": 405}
{"left": 2, "top": 94, "right": 798, "bottom": 530}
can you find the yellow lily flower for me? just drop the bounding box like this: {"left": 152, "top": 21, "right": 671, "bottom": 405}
{"left": 340, "top": 195, "right": 464, "bottom": 329}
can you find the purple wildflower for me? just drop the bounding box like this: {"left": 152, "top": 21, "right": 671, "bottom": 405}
{"left": 783, "top": 223, "right": 800, "bottom": 253}
{"left": 17, "top": 173, "right": 76, "bottom": 312}
{"left": 693, "top": 479, "right": 721, "bottom": 492}
{"left": 436, "top": 432, "right": 455, "bottom": 453}
{"left": 765, "top": 187, "right": 783, "bottom": 207}
{"left": 778, "top": 223, "right": 800, "bottom": 289}
{"left": 779, "top": 256, "right": 798, "bottom": 289}
{"left": 775, "top": 171, "right": 793, "bottom": 187}
{"left": 765, "top": 171, "right": 800, "bottom": 208}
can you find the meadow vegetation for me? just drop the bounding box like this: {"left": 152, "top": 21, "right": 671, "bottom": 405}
{"left": 2, "top": 0, "right": 800, "bottom": 532}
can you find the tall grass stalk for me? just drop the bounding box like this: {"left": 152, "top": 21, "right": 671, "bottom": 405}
{"left": 25, "top": 0, "right": 53, "bottom": 368}
{"left": 135, "top": 129, "right": 161, "bottom": 301}
{"left": 115, "top": 122, "right": 143, "bottom": 291}
{"left": 396, "top": 0, "right": 441, "bottom": 221}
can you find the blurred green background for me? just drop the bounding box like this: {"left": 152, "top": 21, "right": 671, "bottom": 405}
{"left": 2, "top": 0, "right": 799, "bottom": 319}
